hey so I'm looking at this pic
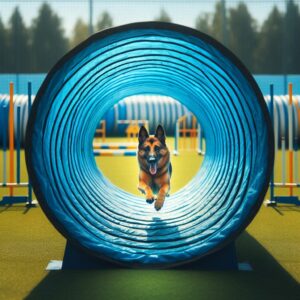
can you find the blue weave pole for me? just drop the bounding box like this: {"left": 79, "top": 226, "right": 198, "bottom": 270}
{"left": 27, "top": 82, "right": 33, "bottom": 205}
{"left": 16, "top": 106, "right": 21, "bottom": 184}
{"left": 25, "top": 22, "right": 274, "bottom": 268}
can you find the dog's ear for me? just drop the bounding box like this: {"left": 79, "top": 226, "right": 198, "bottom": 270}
{"left": 138, "top": 126, "right": 149, "bottom": 144}
{"left": 155, "top": 125, "right": 166, "bottom": 145}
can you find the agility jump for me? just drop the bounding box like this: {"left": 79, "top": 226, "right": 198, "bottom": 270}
{"left": 266, "top": 83, "right": 300, "bottom": 206}
{"left": 93, "top": 120, "right": 148, "bottom": 156}
{"left": 173, "top": 114, "right": 205, "bottom": 156}
{"left": 0, "top": 82, "right": 33, "bottom": 206}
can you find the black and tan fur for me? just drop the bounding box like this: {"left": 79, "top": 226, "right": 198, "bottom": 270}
{"left": 137, "top": 125, "right": 172, "bottom": 211}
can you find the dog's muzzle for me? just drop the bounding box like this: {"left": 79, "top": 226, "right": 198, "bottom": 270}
{"left": 148, "top": 156, "right": 158, "bottom": 175}
{"left": 148, "top": 156, "right": 156, "bottom": 163}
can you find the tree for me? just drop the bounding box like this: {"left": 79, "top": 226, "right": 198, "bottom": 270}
{"left": 96, "top": 11, "right": 113, "bottom": 31}
{"left": 228, "top": 3, "right": 258, "bottom": 72}
{"left": 0, "top": 17, "right": 9, "bottom": 72}
{"left": 7, "top": 7, "right": 30, "bottom": 73}
{"left": 31, "top": 3, "right": 68, "bottom": 72}
{"left": 71, "top": 18, "right": 89, "bottom": 48}
{"left": 195, "top": 13, "right": 212, "bottom": 36}
{"left": 155, "top": 9, "right": 172, "bottom": 23}
{"left": 256, "top": 6, "right": 283, "bottom": 74}
{"left": 196, "top": 1, "right": 228, "bottom": 45}
{"left": 284, "top": 0, "right": 300, "bottom": 73}
{"left": 211, "top": 1, "right": 228, "bottom": 45}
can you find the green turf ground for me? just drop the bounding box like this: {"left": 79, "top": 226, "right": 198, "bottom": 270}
{"left": 0, "top": 138, "right": 299, "bottom": 300}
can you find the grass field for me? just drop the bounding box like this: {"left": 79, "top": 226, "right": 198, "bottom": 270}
{"left": 0, "top": 138, "right": 299, "bottom": 300}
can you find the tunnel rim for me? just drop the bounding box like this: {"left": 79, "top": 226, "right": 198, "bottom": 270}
{"left": 25, "top": 21, "right": 274, "bottom": 269}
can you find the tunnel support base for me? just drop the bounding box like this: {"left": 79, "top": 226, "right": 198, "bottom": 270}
{"left": 61, "top": 240, "right": 238, "bottom": 270}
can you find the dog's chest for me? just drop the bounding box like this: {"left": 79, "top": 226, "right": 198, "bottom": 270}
{"left": 149, "top": 181, "right": 160, "bottom": 194}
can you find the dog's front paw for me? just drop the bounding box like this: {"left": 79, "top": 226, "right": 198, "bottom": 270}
{"left": 146, "top": 197, "right": 155, "bottom": 204}
{"left": 155, "top": 195, "right": 165, "bottom": 211}
{"left": 145, "top": 191, "right": 155, "bottom": 204}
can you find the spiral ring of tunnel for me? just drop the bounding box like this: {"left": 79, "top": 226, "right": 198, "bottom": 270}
{"left": 25, "top": 22, "right": 274, "bottom": 268}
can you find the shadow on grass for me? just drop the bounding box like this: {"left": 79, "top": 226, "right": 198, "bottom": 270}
{"left": 0, "top": 204, "right": 34, "bottom": 214}
{"left": 272, "top": 205, "right": 300, "bottom": 216}
{"left": 25, "top": 232, "right": 300, "bottom": 300}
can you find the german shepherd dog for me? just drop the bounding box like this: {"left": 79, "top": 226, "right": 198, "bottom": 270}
{"left": 138, "top": 125, "right": 172, "bottom": 211}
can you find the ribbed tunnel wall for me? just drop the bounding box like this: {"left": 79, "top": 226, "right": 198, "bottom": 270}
{"left": 23, "top": 23, "right": 274, "bottom": 267}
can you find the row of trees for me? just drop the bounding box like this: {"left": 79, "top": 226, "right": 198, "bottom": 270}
{"left": 0, "top": 3, "right": 113, "bottom": 73}
{"left": 0, "top": 1, "right": 300, "bottom": 73}
{"left": 195, "top": 1, "right": 300, "bottom": 73}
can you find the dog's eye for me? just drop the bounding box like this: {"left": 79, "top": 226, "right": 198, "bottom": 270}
{"left": 145, "top": 146, "right": 150, "bottom": 152}
{"left": 154, "top": 146, "right": 160, "bottom": 152}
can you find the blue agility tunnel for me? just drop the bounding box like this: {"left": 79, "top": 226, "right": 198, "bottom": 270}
{"left": 25, "top": 22, "right": 274, "bottom": 268}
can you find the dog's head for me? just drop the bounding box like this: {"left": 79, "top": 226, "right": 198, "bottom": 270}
{"left": 138, "top": 125, "right": 169, "bottom": 175}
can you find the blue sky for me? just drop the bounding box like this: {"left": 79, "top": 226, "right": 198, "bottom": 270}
{"left": 0, "top": 1, "right": 291, "bottom": 37}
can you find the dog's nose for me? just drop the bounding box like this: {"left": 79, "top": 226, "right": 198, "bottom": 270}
{"left": 148, "top": 156, "right": 156, "bottom": 162}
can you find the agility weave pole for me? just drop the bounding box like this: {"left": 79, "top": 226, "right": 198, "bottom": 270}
{"left": 0, "top": 82, "right": 34, "bottom": 206}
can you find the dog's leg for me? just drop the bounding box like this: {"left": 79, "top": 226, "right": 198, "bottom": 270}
{"left": 155, "top": 184, "right": 169, "bottom": 211}
{"left": 138, "top": 181, "right": 155, "bottom": 204}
